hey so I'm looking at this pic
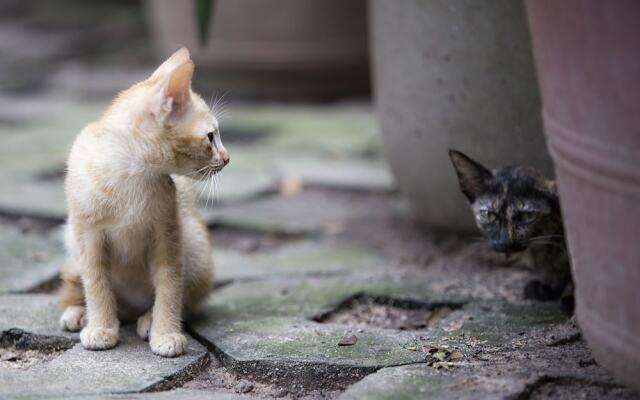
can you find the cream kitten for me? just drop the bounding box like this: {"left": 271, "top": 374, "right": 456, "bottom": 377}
{"left": 58, "top": 48, "right": 229, "bottom": 357}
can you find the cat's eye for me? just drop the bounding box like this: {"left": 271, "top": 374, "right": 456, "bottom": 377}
{"left": 207, "top": 131, "right": 214, "bottom": 143}
{"left": 517, "top": 211, "right": 539, "bottom": 224}
{"left": 478, "top": 209, "right": 496, "bottom": 223}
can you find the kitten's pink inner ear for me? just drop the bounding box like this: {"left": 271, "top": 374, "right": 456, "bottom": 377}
{"left": 167, "top": 61, "right": 194, "bottom": 108}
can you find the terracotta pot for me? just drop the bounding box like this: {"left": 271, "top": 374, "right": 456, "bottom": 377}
{"left": 145, "top": 0, "right": 369, "bottom": 99}
{"left": 526, "top": 0, "right": 640, "bottom": 390}
{"left": 370, "top": 0, "right": 552, "bottom": 231}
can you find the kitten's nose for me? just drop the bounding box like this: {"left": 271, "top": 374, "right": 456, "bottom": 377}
{"left": 221, "top": 151, "right": 230, "bottom": 166}
{"left": 492, "top": 241, "right": 526, "bottom": 254}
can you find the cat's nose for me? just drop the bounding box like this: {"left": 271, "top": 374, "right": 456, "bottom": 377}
{"left": 492, "top": 241, "right": 526, "bottom": 254}
{"left": 221, "top": 150, "right": 230, "bottom": 165}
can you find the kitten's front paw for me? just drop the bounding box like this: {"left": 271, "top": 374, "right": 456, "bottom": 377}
{"left": 150, "top": 333, "right": 187, "bottom": 357}
{"left": 80, "top": 326, "right": 119, "bottom": 350}
{"left": 60, "top": 305, "right": 86, "bottom": 332}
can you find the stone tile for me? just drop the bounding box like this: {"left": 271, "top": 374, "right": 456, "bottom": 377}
{"left": 0, "top": 294, "right": 76, "bottom": 341}
{"left": 214, "top": 241, "right": 386, "bottom": 282}
{"left": 276, "top": 157, "right": 395, "bottom": 193}
{"left": 0, "top": 99, "right": 106, "bottom": 220}
{"left": 0, "top": 227, "right": 64, "bottom": 293}
{"left": 0, "top": 327, "right": 208, "bottom": 399}
{"left": 0, "top": 294, "right": 209, "bottom": 399}
{"left": 337, "top": 364, "right": 528, "bottom": 400}
{"left": 337, "top": 339, "right": 638, "bottom": 400}
{"left": 189, "top": 265, "right": 569, "bottom": 390}
{"left": 220, "top": 104, "right": 382, "bottom": 161}
{"left": 109, "top": 390, "right": 247, "bottom": 400}
{"left": 202, "top": 190, "right": 393, "bottom": 235}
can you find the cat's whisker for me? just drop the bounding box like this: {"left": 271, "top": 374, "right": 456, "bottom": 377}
{"left": 213, "top": 173, "right": 220, "bottom": 202}
{"left": 207, "top": 172, "right": 216, "bottom": 209}
{"left": 528, "top": 240, "right": 565, "bottom": 250}
{"left": 529, "top": 235, "right": 564, "bottom": 241}
{"left": 196, "top": 168, "right": 212, "bottom": 204}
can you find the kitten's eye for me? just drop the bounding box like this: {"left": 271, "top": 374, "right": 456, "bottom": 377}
{"left": 518, "top": 211, "right": 539, "bottom": 224}
{"left": 207, "top": 131, "right": 214, "bottom": 144}
{"left": 478, "top": 209, "right": 496, "bottom": 223}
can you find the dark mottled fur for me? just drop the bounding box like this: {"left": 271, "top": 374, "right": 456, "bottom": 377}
{"left": 449, "top": 150, "right": 573, "bottom": 309}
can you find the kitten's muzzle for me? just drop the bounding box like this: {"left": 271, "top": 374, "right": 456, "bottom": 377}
{"left": 491, "top": 241, "right": 527, "bottom": 254}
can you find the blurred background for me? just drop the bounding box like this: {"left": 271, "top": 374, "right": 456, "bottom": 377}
{"left": 0, "top": 0, "right": 639, "bottom": 396}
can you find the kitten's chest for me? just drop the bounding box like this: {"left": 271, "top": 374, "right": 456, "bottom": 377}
{"left": 106, "top": 222, "right": 153, "bottom": 265}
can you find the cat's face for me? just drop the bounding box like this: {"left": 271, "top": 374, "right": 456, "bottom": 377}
{"left": 449, "top": 150, "right": 561, "bottom": 255}
{"left": 139, "top": 48, "right": 229, "bottom": 177}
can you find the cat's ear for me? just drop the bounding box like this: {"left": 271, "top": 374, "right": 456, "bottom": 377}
{"left": 150, "top": 47, "right": 191, "bottom": 80}
{"left": 152, "top": 60, "right": 194, "bottom": 121}
{"left": 166, "top": 60, "right": 194, "bottom": 109}
{"left": 449, "top": 150, "right": 493, "bottom": 201}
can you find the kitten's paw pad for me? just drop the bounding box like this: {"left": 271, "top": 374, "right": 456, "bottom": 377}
{"left": 150, "top": 333, "right": 187, "bottom": 357}
{"left": 80, "top": 326, "right": 118, "bottom": 350}
{"left": 60, "top": 306, "right": 86, "bottom": 332}
{"left": 524, "top": 280, "right": 559, "bottom": 301}
{"left": 136, "top": 312, "right": 152, "bottom": 341}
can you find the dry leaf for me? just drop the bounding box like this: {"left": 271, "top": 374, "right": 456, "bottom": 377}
{"left": 279, "top": 176, "right": 303, "bottom": 197}
{"left": 337, "top": 335, "right": 358, "bottom": 346}
{"left": 450, "top": 351, "right": 464, "bottom": 360}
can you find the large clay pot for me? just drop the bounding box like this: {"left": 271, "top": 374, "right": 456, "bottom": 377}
{"left": 146, "top": 0, "right": 369, "bottom": 100}
{"left": 526, "top": 0, "right": 640, "bottom": 390}
{"left": 370, "top": 0, "right": 553, "bottom": 231}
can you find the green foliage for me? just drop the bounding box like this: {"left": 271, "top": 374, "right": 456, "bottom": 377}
{"left": 195, "top": 0, "right": 214, "bottom": 46}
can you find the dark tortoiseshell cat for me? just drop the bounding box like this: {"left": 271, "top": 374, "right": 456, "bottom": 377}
{"left": 449, "top": 150, "right": 572, "bottom": 308}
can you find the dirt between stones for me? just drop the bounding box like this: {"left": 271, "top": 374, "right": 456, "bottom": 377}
{"left": 183, "top": 355, "right": 341, "bottom": 400}
{"left": 315, "top": 295, "right": 457, "bottom": 331}
{"left": 0, "top": 346, "right": 63, "bottom": 370}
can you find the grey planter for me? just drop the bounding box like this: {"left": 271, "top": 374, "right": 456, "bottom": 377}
{"left": 370, "top": 0, "right": 553, "bottom": 231}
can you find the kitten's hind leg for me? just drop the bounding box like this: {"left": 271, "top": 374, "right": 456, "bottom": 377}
{"left": 136, "top": 310, "right": 152, "bottom": 341}
{"left": 60, "top": 305, "right": 86, "bottom": 332}
{"left": 59, "top": 265, "right": 86, "bottom": 332}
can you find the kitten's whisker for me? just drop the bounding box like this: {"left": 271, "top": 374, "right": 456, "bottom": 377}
{"left": 529, "top": 235, "right": 564, "bottom": 241}
{"left": 528, "top": 241, "right": 565, "bottom": 250}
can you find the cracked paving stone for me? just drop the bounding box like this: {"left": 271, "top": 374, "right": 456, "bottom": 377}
{"left": 202, "top": 190, "right": 396, "bottom": 235}
{"left": 102, "top": 389, "right": 248, "bottom": 400}
{"left": 0, "top": 328, "right": 208, "bottom": 399}
{"left": 0, "top": 101, "right": 391, "bottom": 219}
{"left": 0, "top": 99, "right": 106, "bottom": 220}
{"left": 337, "top": 339, "right": 640, "bottom": 400}
{"left": 0, "top": 226, "right": 64, "bottom": 294}
{"left": 0, "top": 294, "right": 76, "bottom": 341}
{"left": 189, "top": 268, "right": 570, "bottom": 390}
{"left": 0, "top": 295, "right": 209, "bottom": 399}
{"left": 214, "top": 241, "right": 387, "bottom": 282}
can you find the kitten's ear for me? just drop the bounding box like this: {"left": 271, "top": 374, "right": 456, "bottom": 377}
{"left": 545, "top": 180, "right": 558, "bottom": 197}
{"left": 166, "top": 61, "right": 194, "bottom": 108}
{"left": 152, "top": 61, "right": 194, "bottom": 121}
{"left": 150, "top": 47, "right": 191, "bottom": 80}
{"left": 449, "top": 150, "right": 493, "bottom": 201}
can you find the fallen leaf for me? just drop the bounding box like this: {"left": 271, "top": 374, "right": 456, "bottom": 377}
{"left": 337, "top": 335, "right": 357, "bottom": 346}
{"left": 450, "top": 351, "right": 464, "bottom": 360}
{"left": 279, "top": 176, "right": 303, "bottom": 197}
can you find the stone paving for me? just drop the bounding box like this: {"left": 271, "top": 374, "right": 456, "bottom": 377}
{"left": 0, "top": 97, "right": 638, "bottom": 400}
{"left": 1, "top": 3, "right": 639, "bottom": 397}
